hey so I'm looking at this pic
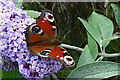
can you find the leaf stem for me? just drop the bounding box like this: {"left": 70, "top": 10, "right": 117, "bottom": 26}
{"left": 60, "top": 44, "right": 84, "bottom": 52}
{"left": 61, "top": 43, "right": 120, "bottom": 58}
{"left": 96, "top": 56, "right": 104, "bottom": 62}
{"left": 98, "top": 53, "right": 120, "bottom": 57}
{"left": 91, "top": 1, "right": 95, "bottom": 11}
{"left": 51, "top": 73, "right": 59, "bottom": 80}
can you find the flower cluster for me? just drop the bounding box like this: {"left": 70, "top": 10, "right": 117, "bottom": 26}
{"left": 0, "top": 0, "right": 63, "bottom": 79}
{"left": 19, "top": 55, "right": 62, "bottom": 78}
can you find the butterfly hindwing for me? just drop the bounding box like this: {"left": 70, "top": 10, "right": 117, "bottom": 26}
{"left": 49, "top": 46, "right": 75, "bottom": 67}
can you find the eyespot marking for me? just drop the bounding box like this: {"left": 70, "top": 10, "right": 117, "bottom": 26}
{"left": 64, "top": 56, "right": 74, "bottom": 66}
{"left": 39, "top": 49, "right": 51, "bottom": 56}
{"left": 29, "top": 24, "right": 44, "bottom": 35}
{"left": 48, "top": 15, "right": 53, "bottom": 19}
{"left": 44, "top": 11, "right": 55, "bottom": 23}
{"left": 66, "top": 57, "right": 72, "bottom": 61}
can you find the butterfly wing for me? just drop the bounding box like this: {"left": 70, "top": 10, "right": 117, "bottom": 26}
{"left": 37, "top": 10, "right": 57, "bottom": 37}
{"left": 49, "top": 46, "right": 75, "bottom": 67}
{"left": 37, "top": 17, "right": 56, "bottom": 36}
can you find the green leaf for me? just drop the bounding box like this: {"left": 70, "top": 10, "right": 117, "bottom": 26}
{"left": 102, "top": 35, "right": 120, "bottom": 46}
{"left": 87, "top": 32, "right": 98, "bottom": 60}
{"left": 23, "top": 10, "right": 42, "bottom": 18}
{"left": 77, "top": 45, "right": 94, "bottom": 67}
{"left": 2, "top": 68, "right": 24, "bottom": 79}
{"left": 78, "top": 12, "right": 114, "bottom": 48}
{"left": 88, "top": 11, "right": 114, "bottom": 48}
{"left": 111, "top": 4, "right": 120, "bottom": 28}
{"left": 67, "top": 61, "right": 120, "bottom": 79}
{"left": 78, "top": 17, "right": 101, "bottom": 44}
{"left": 16, "top": 0, "right": 23, "bottom": 9}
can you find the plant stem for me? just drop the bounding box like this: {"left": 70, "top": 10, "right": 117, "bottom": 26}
{"left": 91, "top": 1, "right": 95, "bottom": 11}
{"left": 60, "top": 44, "right": 84, "bottom": 52}
{"left": 51, "top": 73, "right": 59, "bottom": 80}
{"left": 61, "top": 43, "right": 120, "bottom": 58}
{"left": 96, "top": 56, "right": 104, "bottom": 62}
{"left": 98, "top": 53, "right": 120, "bottom": 57}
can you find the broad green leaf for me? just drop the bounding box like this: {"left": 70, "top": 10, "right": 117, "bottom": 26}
{"left": 111, "top": 4, "right": 120, "bottom": 28}
{"left": 16, "top": 0, "right": 23, "bottom": 9}
{"left": 78, "top": 17, "right": 101, "bottom": 44}
{"left": 88, "top": 11, "right": 114, "bottom": 48}
{"left": 2, "top": 69, "right": 15, "bottom": 78}
{"left": 67, "top": 61, "right": 120, "bottom": 79}
{"left": 87, "top": 32, "right": 98, "bottom": 60}
{"left": 23, "top": 10, "right": 42, "bottom": 18}
{"left": 77, "top": 45, "right": 94, "bottom": 67}
{"left": 102, "top": 35, "right": 120, "bottom": 46}
{"left": 78, "top": 12, "right": 114, "bottom": 48}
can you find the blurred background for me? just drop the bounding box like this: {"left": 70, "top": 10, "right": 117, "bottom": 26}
{"left": 22, "top": 2, "right": 120, "bottom": 79}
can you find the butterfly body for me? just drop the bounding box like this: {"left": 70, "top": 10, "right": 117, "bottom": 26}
{"left": 25, "top": 10, "right": 75, "bottom": 67}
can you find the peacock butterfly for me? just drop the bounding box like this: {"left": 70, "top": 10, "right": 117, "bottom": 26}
{"left": 25, "top": 9, "right": 75, "bottom": 67}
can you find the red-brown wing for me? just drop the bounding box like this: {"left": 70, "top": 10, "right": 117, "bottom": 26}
{"left": 49, "top": 46, "right": 75, "bottom": 67}
{"left": 30, "top": 34, "right": 46, "bottom": 43}
{"left": 49, "top": 46, "right": 64, "bottom": 60}
{"left": 31, "top": 46, "right": 50, "bottom": 52}
{"left": 29, "top": 34, "right": 52, "bottom": 52}
{"left": 37, "top": 17, "right": 55, "bottom": 36}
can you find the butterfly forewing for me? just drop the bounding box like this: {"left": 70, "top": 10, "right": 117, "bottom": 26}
{"left": 37, "top": 10, "right": 57, "bottom": 37}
